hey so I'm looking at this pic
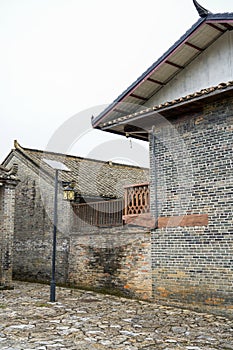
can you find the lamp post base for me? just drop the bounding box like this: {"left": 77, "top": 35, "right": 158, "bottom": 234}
{"left": 50, "top": 281, "right": 56, "bottom": 302}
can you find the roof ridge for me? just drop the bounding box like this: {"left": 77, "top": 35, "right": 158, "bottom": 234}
{"left": 13, "top": 140, "right": 148, "bottom": 169}
{"left": 193, "top": 0, "right": 211, "bottom": 18}
{"left": 14, "top": 140, "right": 85, "bottom": 161}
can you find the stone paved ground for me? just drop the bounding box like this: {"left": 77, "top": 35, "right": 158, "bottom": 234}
{"left": 0, "top": 282, "right": 232, "bottom": 350}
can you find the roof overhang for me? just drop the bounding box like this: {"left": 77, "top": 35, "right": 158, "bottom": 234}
{"left": 92, "top": 13, "right": 233, "bottom": 133}
{"left": 99, "top": 82, "right": 233, "bottom": 141}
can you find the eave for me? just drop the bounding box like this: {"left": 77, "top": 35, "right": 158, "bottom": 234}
{"left": 92, "top": 13, "right": 233, "bottom": 130}
{"left": 99, "top": 82, "right": 233, "bottom": 141}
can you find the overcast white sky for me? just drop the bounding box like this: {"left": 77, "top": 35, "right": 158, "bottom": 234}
{"left": 1, "top": 0, "right": 233, "bottom": 167}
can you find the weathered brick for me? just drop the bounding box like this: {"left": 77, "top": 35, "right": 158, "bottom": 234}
{"left": 0, "top": 170, "right": 18, "bottom": 289}
{"left": 149, "top": 96, "right": 233, "bottom": 310}
{"left": 4, "top": 150, "right": 152, "bottom": 299}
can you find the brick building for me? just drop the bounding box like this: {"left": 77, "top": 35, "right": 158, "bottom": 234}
{"left": 2, "top": 141, "right": 150, "bottom": 298}
{"left": 0, "top": 164, "right": 19, "bottom": 289}
{"left": 92, "top": 3, "right": 233, "bottom": 314}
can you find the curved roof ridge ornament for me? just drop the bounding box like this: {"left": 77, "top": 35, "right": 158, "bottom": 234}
{"left": 193, "top": 0, "right": 211, "bottom": 17}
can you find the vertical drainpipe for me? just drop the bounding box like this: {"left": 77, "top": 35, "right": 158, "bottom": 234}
{"left": 151, "top": 125, "right": 159, "bottom": 229}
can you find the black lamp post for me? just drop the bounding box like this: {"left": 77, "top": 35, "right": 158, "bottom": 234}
{"left": 42, "top": 159, "right": 71, "bottom": 302}
{"left": 50, "top": 169, "right": 58, "bottom": 302}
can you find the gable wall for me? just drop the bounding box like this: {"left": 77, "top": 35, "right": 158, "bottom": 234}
{"left": 147, "top": 31, "right": 233, "bottom": 107}
{"left": 4, "top": 153, "right": 71, "bottom": 284}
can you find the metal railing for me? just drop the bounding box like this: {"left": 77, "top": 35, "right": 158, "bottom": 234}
{"left": 72, "top": 198, "right": 124, "bottom": 228}
{"left": 72, "top": 183, "right": 150, "bottom": 229}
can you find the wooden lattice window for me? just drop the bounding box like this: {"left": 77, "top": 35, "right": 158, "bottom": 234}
{"left": 124, "top": 182, "right": 149, "bottom": 216}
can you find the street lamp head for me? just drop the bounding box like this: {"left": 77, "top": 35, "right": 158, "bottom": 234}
{"left": 63, "top": 180, "right": 76, "bottom": 201}
{"left": 42, "top": 158, "right": 71, "bottom": 172}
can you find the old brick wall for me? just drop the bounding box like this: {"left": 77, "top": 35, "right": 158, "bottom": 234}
{"left": 0, "top": 187, "right": 4, "bottom": 285}
{"left": 68, "top": 226, "right": 151, "bottom": 299}
{"left": 0, "top": 181, "right": 18, "bottom": 289}
{"left": 150, "top": 96, "right": 233, "bottom": 312}
{"left": 5, "top": 154, "right": 70, "bottom": 284}
{"left": 5, "top": 153, "right": 152, "bottom": 299}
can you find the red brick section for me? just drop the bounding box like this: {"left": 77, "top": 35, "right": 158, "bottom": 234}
{"left": 123, "top": 213, "right": 208, "bottom": 229}
{"left": 158, "top": 214, "right": 208, "bottom": 228}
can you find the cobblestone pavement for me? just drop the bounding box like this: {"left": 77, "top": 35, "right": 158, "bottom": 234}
{"left": 0, "top": 281, "right": 232, "bottom": 350}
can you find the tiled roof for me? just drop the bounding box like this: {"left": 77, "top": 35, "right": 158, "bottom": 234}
{"left": 0, "top": 164, "right": 19, "bottom": 182}
{"left": 8, "top": 141, "right": 148, "bottom": 199}
{"left": 92, "top": 12, "right": 233, "bottom": 128}
{"left": 0, "top": 165, "right": 8, "bottom": 176}
{"left": 100, "top": 81, "right": 233, "bottom": 128}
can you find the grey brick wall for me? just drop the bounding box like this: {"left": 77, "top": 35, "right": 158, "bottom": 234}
{"left": 6, "top": 154, "right": 71, "bottom": 285}
{"left": 149, "top": 96, "right": 233, "bottom": 310}
{"left": 5, "top": 153, "right": 152, "bottom": 299}
{"left": 0, "top": 181, "right": 18, "bottom": 289}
